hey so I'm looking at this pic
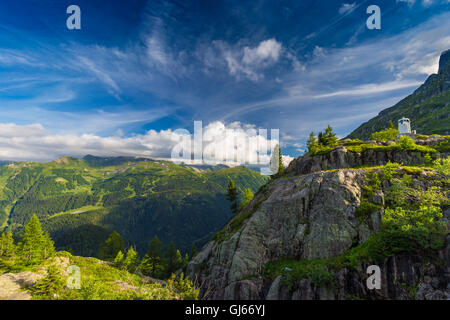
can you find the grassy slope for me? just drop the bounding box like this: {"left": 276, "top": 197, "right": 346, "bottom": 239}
{"left": 0, "top": 253, "right": 184, "bottom": 300}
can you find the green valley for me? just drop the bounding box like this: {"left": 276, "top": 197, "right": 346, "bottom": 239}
{"left": 0, "top": 155, "right": 268, "bottom": 257}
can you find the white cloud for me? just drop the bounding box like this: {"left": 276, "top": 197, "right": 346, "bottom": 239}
{"left": 0, "top": 123, "right": 49, "bottom": 138}
{"left": 242, "top": 39, "right": 282, "bottom": 65}
{"left": 339, "top": 3, "right": 356, "bottom": 15}
{"left": 282, "top": 155, "right": 295, "bottom": 167}
{"left": 0, "top": 50, "right": 39, "bottom": 67}
{"left": 219, "top": 12, "right": 450, "bottom": 147}
{"left": 312, "top": 46, "right": 327, "bottom": 59}
{"left": 397, "top": 0, "right": 416, "bottom": 6}
{"left": 314, "top": 80, "right": 422, "bottom": 98}
{"left": 218, "top": 38, "right": 284, "bottom": 81}
{"left": 397, "top": 0, "right": 437, "bottom": 6}
{"left": 0, "top": 121, "right": 283, "bottom": 168}
{"left": 77, "top": 56, "right": 121, "bottom": 98}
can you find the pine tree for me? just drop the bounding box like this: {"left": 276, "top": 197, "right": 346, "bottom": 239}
{"left": 139, "top": 236, "right": 164, "bottom": 277}
{"left": 124, "top": 247, "right": 139, "bottom": 272}
{"left": 33, "top": 265, "right": 65, "bottom": 298}
{"left": 239, "top": 188, "right": 254, "bottom": 210}
{"left": 183, "top": 253, "right": 189, "bottom": 269}
{"left": 226, "top": 179, "right": 239, "bottom": 214}
{"left": 388, "top": 120, "right": 396, "bottom": 129}
{"left": 0, "top": 231, "right": 15, "bottom": 258}
{"left": 306, "top": 131, "right": 319, "bottom": 154}
{"left": 318, "top": 131, "right": 324, "bottom": 145}
{"left": 42, "top": 232, "right": 55, "bottom": 260}
{"left": 165, "top": 242, "right": 183, "bottom": 277}
{"left": 21, "top": 214, "right": 45, "bottom": 263}
{"left": 113, "top": 250, "right": 125, "bottom": 269}
{"left": 98, "top": 231, "right": 125, "bottom": 261}
{"left": 189, "top": 243, "right": 198, "bottom": 261}
{"left": 277, "top": 145, "right": 285, "bottom": 176}
{"left": 175, "top": 250, "right": 183, "bottom": 270}
{"left": 322, "top": 125, "right": 338, "bottom": 146}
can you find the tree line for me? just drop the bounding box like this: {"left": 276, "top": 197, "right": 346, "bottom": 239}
{"left": 1, "top": 213, "right": 198, "bottom": 282}
{"left": 0, "top": 214, "right": 55, "bottom": 267}
{"left": 97, "top": 231, "right": 198, "bottom": 279}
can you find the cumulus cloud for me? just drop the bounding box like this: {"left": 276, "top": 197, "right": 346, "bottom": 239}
{"left": 0, "top": 121, "right": 284, "bottom": 172}
{"left": 217, "top": 38, "right": 284, "bottom": 81}
{"left": 242, "top": 39, "right": 282, "bottom": 65}
{"left": 199, "top": 121, "right": 280, "bottom": 167}
{"left": 0, "top": 123, "right": 49, "bottom": 138}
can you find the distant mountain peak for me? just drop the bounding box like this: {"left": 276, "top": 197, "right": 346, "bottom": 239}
{"left": 438, "top": 49, "right": 450, "bottom": 73}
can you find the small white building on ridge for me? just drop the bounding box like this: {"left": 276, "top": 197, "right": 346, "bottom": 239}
{"left": 398, "top": 117, "right": 412, "bottom": 135}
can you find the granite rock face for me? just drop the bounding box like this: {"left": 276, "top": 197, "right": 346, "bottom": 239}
{"left": 187, "top": 167, "right": 449, "bottom": 300}
{"left": 188, "top": 170, "right": 375, "bottom": 299}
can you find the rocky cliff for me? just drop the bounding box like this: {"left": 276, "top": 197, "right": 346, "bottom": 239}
{"left": 187, "top": 153, "right": 449, "bottom": 300}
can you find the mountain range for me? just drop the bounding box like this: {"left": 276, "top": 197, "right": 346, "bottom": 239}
{"left": 0, "top": 155, "right": 267, "bottom": 256}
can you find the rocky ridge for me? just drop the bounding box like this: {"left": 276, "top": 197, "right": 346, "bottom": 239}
{"left": 187, "top": 149, "right": 449, "bottom": 300}
{"left": 286, "top": 135, "right": 447, "bottom": 176}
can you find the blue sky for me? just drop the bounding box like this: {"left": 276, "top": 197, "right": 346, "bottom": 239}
{"left": 0, "top": 0, "right": 449, "bottom": 162}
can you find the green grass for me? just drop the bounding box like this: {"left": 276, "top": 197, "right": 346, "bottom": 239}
{"left": 46, "top": 205, "right": 105, "bottom": 219}
{"left": 6, "top": 252, "right": 191, "bottom": 300}
{"left": 309, "top": 137, "right": 438, "bottom": 157}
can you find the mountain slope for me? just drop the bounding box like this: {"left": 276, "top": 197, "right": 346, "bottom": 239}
{"left": 0, "top": 253, "right": 188, "bottom": 300}
{"left": 348, "top": 49, "right": 450, "bottom": 139}
{"left": 0, "top": 156, "right": 268, "bottom": 255}
{"left": 187, "top": 147, "right": 449, "bottom": 300}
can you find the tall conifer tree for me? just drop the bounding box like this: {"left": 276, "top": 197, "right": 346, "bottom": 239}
{"left": 21, "top": 214, "right": 45, "bottom": 263}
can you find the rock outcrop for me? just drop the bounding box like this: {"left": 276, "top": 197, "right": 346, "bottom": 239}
{"left": 187, "top": 167, "right": 449, "bottom": 300}
{"left": 0, "top": 272, "right": 41, "bottom": 300}
{"left": 285, "top": 147, "right": 431, "bottom": 176}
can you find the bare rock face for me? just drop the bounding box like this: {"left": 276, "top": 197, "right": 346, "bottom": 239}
{"left": 187, "top": 170, "right": 381, "bottom": 299}
{"left": 187, "top": 167, "right": 449, "bottom": 300}
{"left": 0, "top": 271, "right": 43, "bottom": 300}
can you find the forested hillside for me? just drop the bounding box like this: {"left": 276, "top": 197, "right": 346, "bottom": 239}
{"left": 0, "top": 155, "right": 267, "bottom": 256}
